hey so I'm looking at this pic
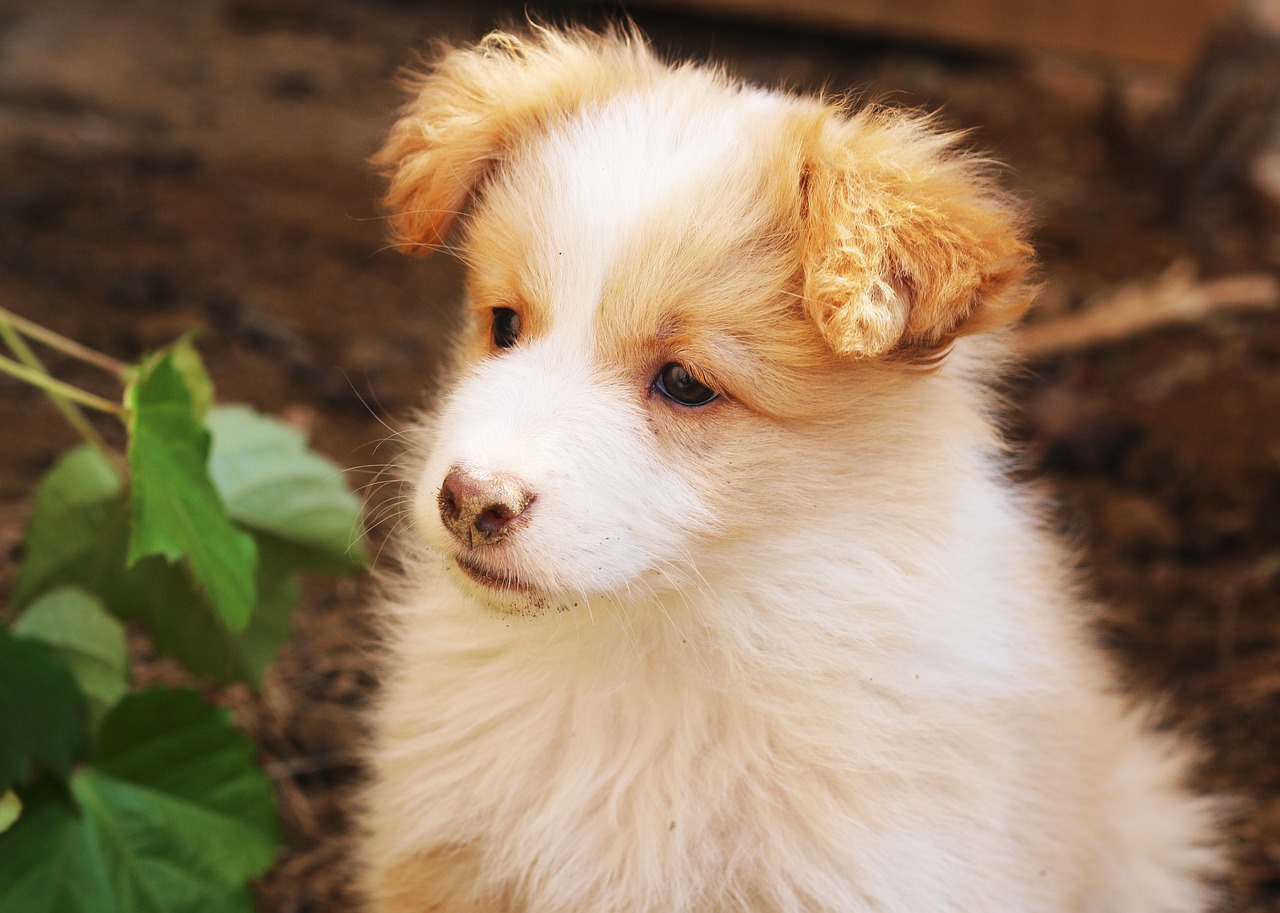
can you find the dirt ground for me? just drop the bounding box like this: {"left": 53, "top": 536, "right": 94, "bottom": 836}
{"left": 1, "top": 0, "right": 1278, "bottom": 910}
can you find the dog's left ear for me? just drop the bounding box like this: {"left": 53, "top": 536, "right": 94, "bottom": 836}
{"left": 799, "top": 108, "right": 1036, "bottom": 359}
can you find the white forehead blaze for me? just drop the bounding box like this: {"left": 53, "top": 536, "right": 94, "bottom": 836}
{"left": 478, "top": 80, "right": 784, "bottom": 346}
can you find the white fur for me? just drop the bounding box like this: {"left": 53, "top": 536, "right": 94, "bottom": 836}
{"left": 361, "top": 32, "right": 1223, "bottom": 913}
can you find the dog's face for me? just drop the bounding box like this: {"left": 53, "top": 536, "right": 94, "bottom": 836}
{"left": 378, "top": 28, "right": 1035, "bottom": 616}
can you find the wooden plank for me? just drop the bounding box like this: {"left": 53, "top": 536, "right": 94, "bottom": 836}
{"left": 638, "top": 0, "right": 1240, "bottom": 67}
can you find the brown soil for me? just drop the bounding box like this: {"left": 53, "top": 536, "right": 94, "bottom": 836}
{"left": 1, "top": 1, "right": 1277, "bottom": 910}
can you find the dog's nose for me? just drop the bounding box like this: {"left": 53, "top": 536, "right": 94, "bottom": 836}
{"left": 437, "top": 466, "right": 534, "bottom": 547}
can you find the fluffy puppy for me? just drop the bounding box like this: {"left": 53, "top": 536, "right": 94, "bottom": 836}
{"left": 360, "top": 25, "right": 1222, "bottom": 913}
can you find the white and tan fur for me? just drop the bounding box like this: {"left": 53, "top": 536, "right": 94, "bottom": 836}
{"left": 359, "top": 26, "right": 1223, "bottom": 913}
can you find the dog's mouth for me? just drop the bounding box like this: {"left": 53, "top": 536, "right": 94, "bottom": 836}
{"left": 453, "top": 553, "right": 536, "bottom": 593}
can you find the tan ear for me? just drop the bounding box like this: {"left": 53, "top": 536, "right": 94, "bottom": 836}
{"left": 373, "top": 26, "right": 656, "bottom": 255}
{"left": 799, "top": 107, "right": 1036, "bottom": 358}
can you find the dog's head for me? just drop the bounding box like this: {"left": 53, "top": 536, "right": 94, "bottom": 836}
{"left": 377, "top": 26, "right": 1035, "bottom": 616}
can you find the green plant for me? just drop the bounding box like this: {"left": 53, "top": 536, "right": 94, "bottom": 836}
{"left": 0, "top": 308, "right": 368, "bottom": 912}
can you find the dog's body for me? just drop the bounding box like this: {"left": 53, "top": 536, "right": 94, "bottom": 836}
{"left": 360, "top": 27, "right": 1221, "bottom": 913}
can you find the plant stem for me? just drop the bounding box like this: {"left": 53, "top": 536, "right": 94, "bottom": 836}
{"left": 0, "top": 307, "right": 127, "bottom": 376}
{"left": 0, "top": 353, "right": 122, "bottom": 414}
{"left": 0, "top": 320, "right": 121, "bottom": 464}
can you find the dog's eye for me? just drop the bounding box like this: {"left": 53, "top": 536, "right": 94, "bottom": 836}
{"left": 654, "top": 363, "right": 718, "bottom": 407}
{"left": 491, "top": 307, "right": 521, "bottom": 349}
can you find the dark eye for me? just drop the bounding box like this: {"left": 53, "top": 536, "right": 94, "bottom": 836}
{"left": 492, "top": 307, "right": 521, "bottom": 349}
{"left": 654, "top": 363, "right": 718, "bottom": 407}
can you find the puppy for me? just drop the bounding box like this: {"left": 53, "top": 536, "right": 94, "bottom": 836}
{"left": 360, "top": 25, "right": 1222, "bottom": 913}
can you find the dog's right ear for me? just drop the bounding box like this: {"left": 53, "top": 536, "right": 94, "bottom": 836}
{"left": 374, "top": 26, "right": 655, "bottom": 255}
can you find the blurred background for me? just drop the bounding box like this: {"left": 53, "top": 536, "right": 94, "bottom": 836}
{"left": 0, "top": 0, "right": 1277, "bottom": 909}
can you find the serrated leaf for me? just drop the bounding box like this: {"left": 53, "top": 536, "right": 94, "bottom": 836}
{"left": 26, "top": 531, "right": 294, "bottom": 688}
{"left": 13, "top": 447, "right": 296, "bottom": 688}
{"left": 0, "top": 790, "right": 19, "bottom": 834}
{"left": 14, "top": 588, "right": 129, "bottom": 731}
{"left": 0, "top": 628, "right": 88, "bottom": 793}
{"left": 207, "top": 405, "right": 369, "bottom": 573}
{"left": 127, "top": 353, "right": 257, "bottom": 633}
{"left": 0, "top": 690, "right": 282, "bottom": 913}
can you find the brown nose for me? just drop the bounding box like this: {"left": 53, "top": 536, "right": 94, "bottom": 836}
{"left": 437, "top": 466, "right": 534, "bottom": 547}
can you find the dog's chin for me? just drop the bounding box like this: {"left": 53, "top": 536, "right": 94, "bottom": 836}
{"left": 446, "top": 553, "right": 568, "bottom": 617}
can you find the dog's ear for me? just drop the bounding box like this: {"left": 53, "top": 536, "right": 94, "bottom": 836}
{"left": 374, "top": 26, "right": 655, "bottom": 255}
{"left": 798, "top": 108, "right": 1036, "bottom": 359}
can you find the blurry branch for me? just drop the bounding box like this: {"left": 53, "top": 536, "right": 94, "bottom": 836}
{"left": 0, "top": 353, "right": 120, "bottom": 416}
{"left": 0, "top": 307, "right": 126, "bottom": 472}
{"left": 0, "top": 316, "right": 116, "bottom": 461}
{"left": 1016, "top": 260, "right": 1280, "bottom": 356}
{"left": 0, "top": 307, "right": 126, "bottom": 376}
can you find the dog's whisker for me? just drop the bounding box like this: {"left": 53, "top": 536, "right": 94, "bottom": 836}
{"left": 367, "top": 501, "right": 413, "bottom": 533}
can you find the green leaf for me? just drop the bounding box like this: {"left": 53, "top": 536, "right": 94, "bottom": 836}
{"left": 207, "top": 405, "right": 369, "bottom": 573}
{"left": 0, "top": 781, "right": 78, "bottom": 911}
{"left": 230, "top": 536, "right": 303, "bottom": 686}
{"left": 121, "top": 533, "right": 299, "bottom": 688}
{"left": 0, "top": 690, "right": 282, "bottom": 913}
{"left": 12, "top": 446, "right": 124, "bottom": 609}
{"left": 127, "top": 353, "right": 257, "bottom": 633}
{"left": 13, "top": 588, "right": 129, "bottom": 731}
{"left": 0, "top": 628, "right": 88, "bottom": 793}
{"left": 168, "top": 337, "right": 214, "bottom": 421}
{"left": 0, "top": 790, "right": 19, "bottom": 834}
{"left": 13, "top": 447, "right": 296, "bottom": 688}
{"left": 125, "top": 336, "right": 214, "bottom": 423}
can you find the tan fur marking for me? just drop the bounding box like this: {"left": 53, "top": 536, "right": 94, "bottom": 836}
{"left": 798, "top": 107, "right": 1036, "bottom": 359}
